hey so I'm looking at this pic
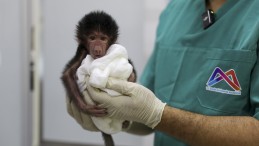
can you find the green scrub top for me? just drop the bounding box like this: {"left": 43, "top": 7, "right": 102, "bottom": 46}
{"left": 140, "top": 0, "right": 259, "bottom": 145}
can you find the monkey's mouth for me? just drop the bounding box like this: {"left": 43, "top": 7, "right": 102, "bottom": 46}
{"left": 93, "top": 55, "right": 102, "bottom": 59}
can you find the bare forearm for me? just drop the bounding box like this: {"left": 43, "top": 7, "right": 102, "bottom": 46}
{"left": 155, "top": 106, "right": 259, "bottom": 146}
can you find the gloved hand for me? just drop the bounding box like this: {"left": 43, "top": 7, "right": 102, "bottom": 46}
{"left": 86, "top": 78, "right": 166, "bottom": 128}
{"left": 66, "top": 95, "right": 99, "bottom": 131}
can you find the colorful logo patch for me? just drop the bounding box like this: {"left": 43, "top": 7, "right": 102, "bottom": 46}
{"left": 206, "top": 67, "right": 241, "bottom": 95}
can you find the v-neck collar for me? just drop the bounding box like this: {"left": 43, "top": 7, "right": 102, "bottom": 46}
{"left": 203, "top": 0, "right": 238, "bottom": 20}
{"left": 215, "top": 0, "right": 238, "bottom": 19}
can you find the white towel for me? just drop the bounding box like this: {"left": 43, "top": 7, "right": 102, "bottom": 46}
{"left": 75, "top": 44, "right": 133, "bottom": 134}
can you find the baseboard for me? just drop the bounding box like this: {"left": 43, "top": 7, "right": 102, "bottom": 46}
{"left": 41, "top": 141, "right": 103, "bottom": 146}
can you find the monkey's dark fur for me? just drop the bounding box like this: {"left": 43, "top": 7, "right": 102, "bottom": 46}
{"left": 62, "top": 11, "right": 119, "bottom": 76}
{"left": 76, "top": 11, "right": 119, "bottom": 47}
{"left": 61, "top": 11, "right": 135, "bottom": 146}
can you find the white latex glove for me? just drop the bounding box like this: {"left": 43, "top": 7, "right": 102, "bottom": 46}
{"left": 66, "top": 93, "right": 99, "bottom": 132}
{"left": 86, "top": 78, "right": 166, "bottom": 128}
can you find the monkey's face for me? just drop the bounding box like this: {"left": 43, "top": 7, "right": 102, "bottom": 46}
{"left": 85, "top": 31, "right": 109, "bottom": 59}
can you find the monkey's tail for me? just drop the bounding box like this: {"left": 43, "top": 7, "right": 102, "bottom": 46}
{"left": 102, "top": 132, "right": 114, "bottom": 146}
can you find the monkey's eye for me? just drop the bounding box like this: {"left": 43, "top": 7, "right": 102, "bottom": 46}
{"left": 100, "top": 36, "right": 108, "bottom": 42}
{"left": 88, "top": 35, "right": 96, "bottom": 41}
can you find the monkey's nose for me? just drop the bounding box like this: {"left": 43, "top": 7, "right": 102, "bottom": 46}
{"left": 94, "top": 47, "right": 102, "bottom": 54}
{"left": 93, "top": 46, "right": 104, "bottom": 59}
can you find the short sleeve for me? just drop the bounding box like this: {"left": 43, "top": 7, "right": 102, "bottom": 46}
{"left": 250, "top": 46, "right": 259, "bottom": 120}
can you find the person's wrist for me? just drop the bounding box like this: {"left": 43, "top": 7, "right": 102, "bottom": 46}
{"left": 147, "top": 99, "right": 166, "bottom": 128}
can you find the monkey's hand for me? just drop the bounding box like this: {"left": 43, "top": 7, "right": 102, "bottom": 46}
{"left": 66, "top": 96, "right": 100, "bottom": 131}
{"left": 86, "top": 78, "right": 166, "bottom": 128}
{"left": 74, "top": 96, "right": 106, "bottom": 117}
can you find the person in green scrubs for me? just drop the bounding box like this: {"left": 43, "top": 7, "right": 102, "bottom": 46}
{"left": 86, "top": 0, "right": 259, "bottom": 145}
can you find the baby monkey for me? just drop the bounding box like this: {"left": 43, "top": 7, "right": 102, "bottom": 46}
{"left": 61, "top": 11, "right": 136, "bottom": 146}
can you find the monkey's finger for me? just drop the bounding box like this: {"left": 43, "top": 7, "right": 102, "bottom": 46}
{"left": 87, "top": 111, "right": 107, "bottom": 117}
{"left": 84, "top": 106, "right": 107, "bottom": 117}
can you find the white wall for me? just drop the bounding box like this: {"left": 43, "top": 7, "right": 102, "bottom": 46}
{"left": 0, "top": 0, "right": 31, "bottom": 146}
